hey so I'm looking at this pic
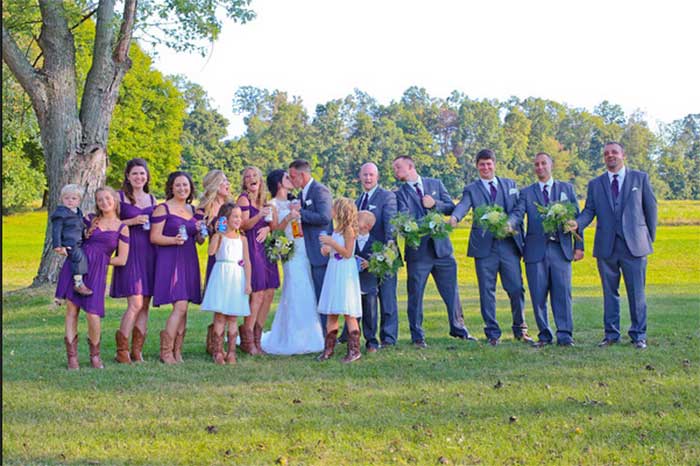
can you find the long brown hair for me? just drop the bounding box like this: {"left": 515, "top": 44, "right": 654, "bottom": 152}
{"left": 165, "top": 171, "right": 195, "bottom": 204}
{"left": 121, "top": 158, "right": 151, "bottom": 205}
{"left": 86, "top": 187, "right": 120, "bottom": 239}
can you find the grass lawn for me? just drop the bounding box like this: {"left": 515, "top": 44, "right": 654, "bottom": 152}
{"left": 3, "top": 205, "right": 700, "bottom": 465}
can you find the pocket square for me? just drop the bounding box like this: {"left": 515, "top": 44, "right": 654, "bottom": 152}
{"left": 560, "top": 192, "right": 569, "bottom": 202}
{"left": 368, "top": 204, "right": 376, "bottom": 210}
{"left": 632, "top": 187, "right": 639, "bottom": 192}
{"left": 305, "top": 199, "right": 313, "bottom": 206}
{"left": 431, "top": 191, "right": 437, "bottom": 196}
{"left": 509, "top": 188, "right": 519, "bottom": 196}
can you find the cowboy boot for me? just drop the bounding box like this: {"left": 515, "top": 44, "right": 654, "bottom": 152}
{"left": 225, "top": 331, "right": 238, "bottom": 365}
{"left": 88, "top": 338, "right": 104, "bottom": 369}
{"left": 173, "top": 328, "right": 186, "bottom": 363}
{"left": 64, "top": 335, "right": 79, "bottom": 370}
{"left": 317, "top": 329, "right": 338, "bottom": 361}
{"left": 159, "top": 330, "right": 177, "bottom": 365}
{"left": 341, "top": 330, "right": 362, "bottom": 363}
{"left": 130, "top": 327, "right": 146, "bottom": 362}
{"left": 114, "top": 330, "right": 132, "bottom": 364}
{"left": 238, "top": 325, "right": 257, "bottom": 355}
{"left": 205, "top": 323, "right": 215, "bottom": 355}
{"left": 211, "top": 331, "right": 225, "bottom": 365}
{"left": 253, "top": 322, "right": 266, "bottom": 355}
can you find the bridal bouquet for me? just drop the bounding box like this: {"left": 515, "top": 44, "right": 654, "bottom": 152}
{"left": 390, "top": 212, "right": 422, "bottom": 249}
{"left": 419, "top": 210, "right": 453, "bottom": 239}
{"left": 264, "top": 230, "right": 295, "bottom": 263}
{"left": 473, "top": 205, "right": 513, "bottom": 239}
{"left": 367, "top": 241, "right": 403, "bottom": 282}
{"left": 535, "top": 201, "right": 582, "bottom": 241}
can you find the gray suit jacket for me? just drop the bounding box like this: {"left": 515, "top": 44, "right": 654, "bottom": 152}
{"left": 512, "top": 181, "right": 584, "bottom": 263}
{"left": 576, "top": 169, "right": 657, "bottom": 258}
{"left": 300, "top": 179, "right": 333, "bottom": 267}
{"left": 452, "top": 177, "right": 524, "bottom": 258}
{"left": 395, "top": 177, "right": 455, "bottom": 261}
{"left": 356, "top": 186, "right": 397, "bottom": 244}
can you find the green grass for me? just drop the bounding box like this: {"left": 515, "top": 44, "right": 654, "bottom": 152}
{"left": 3, "top": 206, "right": 700, "bottom": 465}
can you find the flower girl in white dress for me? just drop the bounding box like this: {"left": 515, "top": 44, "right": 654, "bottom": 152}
{"left": 317, "top": 197, "right": 363, "bottom": 363}
{"left": 260, "top": 170, "right": 324, "bottom": 355}
{"left": 200, "top": 204, "right": 252, "bottom": 364}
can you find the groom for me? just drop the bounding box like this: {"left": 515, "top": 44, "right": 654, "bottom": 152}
{"left": 288, "top": 159, "right": 333, "bottom": 329}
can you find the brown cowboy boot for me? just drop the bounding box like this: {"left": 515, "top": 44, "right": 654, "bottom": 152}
{"left": 130, "top": 327, "right": 146, "bottom": 362}
{"left": 225, "top": 331, "right": 238, "bottom": 365}
{"left": 317, "top": 329, "right": 338, "bottom": 361}
{"left": 114, "top": 330, "right": 132, "bottom": 364}
{"left": 159, "top": 331, "right": 177, "bottom": 365}
{"left": 64, "top": 335, "right": 79, "bottom": 370}
{"left": 253, "top": 322, "right": 266, "bottom": 355}
{"left": 173, "top": 329, "right": 186, "bottom": 363}
{"left": 211, "top": 331, "right": 225, "bottom": 365}
{"left": 88, "top": 338, "right": 104, "bottom": 369}
{"left": 238, "top": 325, "right": 257, "bottom": 355}
{"left": 205, "top": 323, "right": 215, "bottom": 355}
{"left": 341, "top": 330, "right": 362, "bottom": 363}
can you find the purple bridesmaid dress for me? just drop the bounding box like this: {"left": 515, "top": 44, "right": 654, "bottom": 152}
{"left": 238, "top": 193, "right": 280, "bottom": 292}
{"left": 151, "top": 203, "right": 202, "bottom": 306}
{"left": 110, "top": 191, "right": 156, "bottom": 298}
{"left": 55, "top": 217, "right": 128, "bottom": 317}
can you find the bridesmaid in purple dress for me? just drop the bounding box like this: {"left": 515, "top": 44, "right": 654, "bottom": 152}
{"left": 56, "top": 187, "right": 130, "bottom": 369}
{"left": 110, "top": 158, "right": 156, "bottom": 364}
{"left": 150, "top": 171, "right": 206, "bottom": 364}
{"left": 195, "top": 169, "right": 233, "bottom": 355}
{"left": 237, "top": 166, "right": 280, "bottom": 355}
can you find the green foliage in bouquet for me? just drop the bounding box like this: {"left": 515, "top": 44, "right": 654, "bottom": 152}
{"left": 367, "top": 241, "right": 403, "bottom": 283}
{"left": 390, "top": 212, "right": 422, "bottom": 249}
{"left": 535, "top": 201, "right": 582, "bottom": 241}
{"left": 264, "top": 229, "right": 295, "bottom": 263}
{"left": 473, "top": 205, "right": 512, "bottom": 240}
{"left": 419, "top": 210, "right": 453, "bottom": 239}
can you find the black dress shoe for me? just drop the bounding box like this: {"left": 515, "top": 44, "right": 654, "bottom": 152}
{"left": 379, "top": 341, "right": 395, "bottom": 350}
{"left": 515, "top": 333, "right": 534, "bottom": 343}
{"left": 452, "top": 334, "right": 478, "bottom": 341}
{"left": 633, "top": 340, "right": 647, "bottom": 349}
{"left": 488, "top": 338, "right": 500, "bottom": 346}
{"left": 557, "top": 341, "right": 575, "bottom": 347}
{"left": 531, "top": 340, "right": 552, "bottom": 348}
{"left": 597, "top": 338, "right": 618, "bottom": 347}
{"left": 413, "top": 340, "right": 427, "bottom": 349}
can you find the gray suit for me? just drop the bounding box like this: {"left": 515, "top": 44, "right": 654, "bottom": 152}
{"left": 452, "top": 177, "right": 528, "bottom": 340}
{"left": 577, "top": 169, "right": 657, "bottom": 342}
{"left": 357, "top": 187, "right": 399, "bottom": 345}
{"left": 396, "top": 177, "right": 471, "bottom": 343}
{"left": 512, "top": 181, "right": 583, "bottom": 344}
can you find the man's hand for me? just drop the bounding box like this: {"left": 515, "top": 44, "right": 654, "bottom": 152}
{"left": 53, "top": 247, "right": 68, "bottom": 256}
{"left": 573, "top": 249, "right": 584, "bottom": 261}
{"left": 422, "top": 195, "right": 436, "bottom": 209}
{"left": 564, "top": 220, "right": 578, "bottom": 233}
{"left": 449, "top": 216, "right": 459, "bottom": 228}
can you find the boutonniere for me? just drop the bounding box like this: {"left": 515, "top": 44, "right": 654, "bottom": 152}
{"left": 632, "top": 187, "right": 639, "bottom": 192}
{"left": 368, "top": 204, "right": 376, "bottom": 210}
{"left": 305, "top": 199, "right": 313, "bottom": 206}
{"left": 559, "top": 192, "right": 569, "bottom": 202}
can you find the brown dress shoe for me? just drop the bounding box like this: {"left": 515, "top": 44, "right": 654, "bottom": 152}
{"left": 531, "top": 340, "right": 552, "bottom": 348}
{"left": 633, "top": 340, "right": 647, "bottom": 349}
{"left": 488, "top": 338, "right": 500, "bottom": 346}
{"left": 597, "top": 338, "right": 618, "bottom": 348}
{"left": 73, "top": 282, "right": 93, "bottom": 296}
{"left": 64, "top": 335, "right": 79, "bottom": 370}
{"left": 413, "top": 340, "right": 428, "bottom": 349}
{"left": 516, "top": 333, "right": 534, "bottom": 343}
{"left": 114, "top": 330, "right": 132, "bottom": 364}
{"left": 317, "top": 330, "right": 338, "bottom": 361}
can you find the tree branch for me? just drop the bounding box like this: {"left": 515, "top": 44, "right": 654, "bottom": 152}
{"left": 114, "top": 0, "right": 137, "bottom": 63}
{"left": 2, "top": 20, "right": 47, "bottom": 117}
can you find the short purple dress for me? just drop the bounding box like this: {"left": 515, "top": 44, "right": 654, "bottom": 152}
{"left": 151, "top": 203, "right": 202, "bottom": 307}
{"left": 238, "top": 193, "right": 280, "bottom": 292}
{"left": 110, "top": 191, "right": 156, "bottom": 298}
{"left": 55, "top": 217, "right": 128, "bottom": 317}
{"left": 195, "top": 209, "right": 216, "bottom": 286}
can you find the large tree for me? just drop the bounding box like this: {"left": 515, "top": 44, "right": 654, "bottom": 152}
{"left": 2, "top": 0, "right": 254, "bottom": 285}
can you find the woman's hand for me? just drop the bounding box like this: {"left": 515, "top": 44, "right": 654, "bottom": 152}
{"left": 172, "top": 234, "right": 186, "bottom": 246}
{"left": 256, "top": 226, "right": 270, "bottom": 243}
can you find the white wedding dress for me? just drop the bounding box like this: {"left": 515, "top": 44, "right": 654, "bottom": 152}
{"left": 261, "top": 199, "right": 325, "bottom": 354}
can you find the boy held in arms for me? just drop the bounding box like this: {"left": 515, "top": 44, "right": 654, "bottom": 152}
{"left": 50, "top": 184, "right": 92, "bottom": 296}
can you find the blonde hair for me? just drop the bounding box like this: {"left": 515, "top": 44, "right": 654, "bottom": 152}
{"left": 60, "top": 184, "right": 83, "bottom": 200}
{"left": 240, "top": 166, "right": 267, "bottom": 208}
{"left": 198, "top": 170, "right": 231, "bottom": 223}
{"left": 86, "top": 187, "right": 120, "bottom": 239}
{"left": 358, "top": 210, "right": 376, "bottom": 228}
{"left": 333, "top": 197, "right": 358, "bottom": 237}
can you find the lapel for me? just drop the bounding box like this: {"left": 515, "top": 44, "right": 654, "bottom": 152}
{"left": 599, "top": 173, "right": 614, "bottom": 212}
{"left": 551, "top": 180, "right": 559, "bottom": 204}
{"left": 533, "top": 182, "right": 544, "bottom": 206}
{"left": 497, "top": 177, "right": 511, "bottom": 211}
{"left": 620, "top": 170, "right": 633, "bottom": 210}
{"left": 476, "top": 180, "right": 492, "bottom": 205}
{"left": 404, "top": 182, "right": 425, "bottom": 214}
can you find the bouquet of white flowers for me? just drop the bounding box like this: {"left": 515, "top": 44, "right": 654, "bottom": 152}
{"left": 264, "top": 230, "right": 295, "bottom": 263}
{"left": 419, "top": 210, "right": 453, "bottom": 239}
{"left": 390, "top": 212, "right": 422, "bottom": 249}
{"left": 367, "top": 241, "right": 403, "bottom": 283}
{"left": 473, "top": 205, "right": 513, "bottom": 240}
{"left": 535, "top": 201, "right": 582, "bottom": 241}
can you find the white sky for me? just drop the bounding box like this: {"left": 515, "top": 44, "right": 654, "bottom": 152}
{"left": 152, "top": 0, "right": 700, "bottom": 138}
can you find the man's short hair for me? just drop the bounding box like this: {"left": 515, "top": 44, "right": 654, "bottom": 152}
{"left": 535, "top": 152, "right": 552, "bottom": 162}
{"left": 289, "top": 159, "right": 311, "bottom": 172}
{"left": 392, "top": 155, "right": 415, "bottom": 167}
{"left": 604, "top": 141, "right": 625, "bottom": 152}
{"left": 476, "top": 149, "right": 496, "bottom": 163}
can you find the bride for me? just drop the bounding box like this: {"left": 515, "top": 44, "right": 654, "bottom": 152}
{"left": 261, "top": 170, "right": 325, "bottom": 354}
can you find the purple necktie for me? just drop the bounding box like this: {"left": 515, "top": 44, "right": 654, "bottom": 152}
{"left": 415, "top": 183, "right": 423, "bottom": 198}
{"left": 360, "top": 193, "right": 369, "bottom": 210}
{"left": 611, "top": 174, "right": 619, "bottom": 200}
{"left": 489, "top": 181, "right": 497, "bottom": 203}
{"left": 542, "top": 185, "right": 550, "bottom": 205}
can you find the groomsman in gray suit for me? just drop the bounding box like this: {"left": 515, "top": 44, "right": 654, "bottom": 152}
{"left": 511, "top": 152, "right": 584, "bottom": 347}
{"left": 392, "top": 155, "right": 476, "bottom": 348}
{"left": 356, "top": 163, "right": 400, "bottom": 347}
{"left": 571, "top": 142, "right": 657, "bottom": 349}
{"left": 288, "top": 159, "right": 333, "bottom": 330}
{"left": 450, "top": 149, "right": 532, "bottom": 345}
